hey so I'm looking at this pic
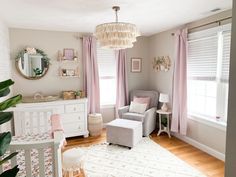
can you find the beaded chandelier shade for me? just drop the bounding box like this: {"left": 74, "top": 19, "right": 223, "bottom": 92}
{"left": 95, "top": 6, "right": 140, "bottom": 50}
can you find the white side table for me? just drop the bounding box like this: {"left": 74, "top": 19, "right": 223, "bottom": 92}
{"left": 156, "top": 109, "right": 172, "bottom": 138}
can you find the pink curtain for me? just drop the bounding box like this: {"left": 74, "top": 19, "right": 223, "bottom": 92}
{"left": 116, "top": 50, "right": 129, "bottom": 112}
{"left": 171, "top": 28, "right": 188, "bottom": 135}
{"left": 82, "top": 36, "right": 100, "bottom": 114}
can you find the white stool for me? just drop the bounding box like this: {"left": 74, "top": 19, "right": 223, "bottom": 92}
{"left": 62, "top": 148, "right": 85, "bottom": 177}
{"left": 88, "top": 113, "right": 103, "bottom": 136}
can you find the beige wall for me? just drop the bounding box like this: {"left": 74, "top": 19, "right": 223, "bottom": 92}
{"left": 0, "top": 20, "right": 11, "bottom": 95}
{"left": 0, "top": 20, "right": 12, "bottom": 132}
{"left": 127, "top": 36, "right": 149, "bottom": 92}
{"left": 9, "top": 28, "right": 83, "bottom": 96}
{"left": 147, "top": 10, "right": 232, "bottom": 157}
{"left": 225, "top": 0, "right": 236, "bottom": 175}
{"left": 9, "top": 30, "right": 149, "bottom": 123}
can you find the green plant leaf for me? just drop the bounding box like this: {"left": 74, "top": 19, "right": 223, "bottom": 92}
{"left": 0, "top": 152, "right": 18, "bottom": 166}
{"left": 0, "top": 80, "right": 14, "bottom": 98}
{"left": 0, "top": 95, "right": 22, "bottom": 111}
{"left": 0, "top": 88, "right": 10, "bottom": 98}
{"left": 0, "top": 132, "right": 11, "bottom": 156}
{"left": 0, "top": 112, "right": 13, "bottom": 125}
{"left": 0, "top": 165, "right": 19, "bottom": 177}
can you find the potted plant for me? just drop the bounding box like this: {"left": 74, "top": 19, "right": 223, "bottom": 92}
{"left": 76, "top": 90, "right": 82, "bottom": 99}
{"left": 0, "top": 79, "right": 22, "bottom": 176}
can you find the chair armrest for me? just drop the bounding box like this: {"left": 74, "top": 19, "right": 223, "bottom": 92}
{"left": 143, "top": 107, "right": 157, "bottom": 136}
{"left": 118, "top": 106, "right": 130, "bottom": 118}
{"left": 144, "top": 107, "right": 157, "bottom": 117}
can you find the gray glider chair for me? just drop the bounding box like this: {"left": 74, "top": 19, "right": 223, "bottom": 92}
{"left": 118, "top": 90, "right": 159, "bottom": 136}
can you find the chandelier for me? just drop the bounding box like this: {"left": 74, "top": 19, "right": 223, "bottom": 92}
{"left": 95, "top": 6, "right": 140, "bottom": 50}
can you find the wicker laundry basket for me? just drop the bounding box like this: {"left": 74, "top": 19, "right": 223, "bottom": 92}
{"left": 88, "top": 113, "right": 103, "bottom": 136}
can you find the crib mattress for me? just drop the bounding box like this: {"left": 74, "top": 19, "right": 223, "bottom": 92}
{"left": 3, "top": 132, "right": 54, "bottom": 177}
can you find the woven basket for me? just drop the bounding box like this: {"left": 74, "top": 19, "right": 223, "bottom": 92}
{"left": 63, "top": 91, "right": 76, "bottom": 100}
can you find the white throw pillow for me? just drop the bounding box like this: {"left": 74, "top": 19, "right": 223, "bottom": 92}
{"left": 129, "top": 101, "right": 147, "bottom": 114}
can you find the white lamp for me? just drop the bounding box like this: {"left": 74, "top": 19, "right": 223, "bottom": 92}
{"left": 159, "top": 93, "right": 169, "bottom": 112}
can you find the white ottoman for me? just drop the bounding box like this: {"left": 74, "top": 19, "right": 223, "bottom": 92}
{"left": 62, "top": 148, "right": 85, "bottom": 177}
{"left": 106, "top": 119, "right": 142, "bottom": 148}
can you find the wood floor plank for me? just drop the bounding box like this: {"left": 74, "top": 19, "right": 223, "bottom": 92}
{"left": 65, "top": 129, "right": 224, "bottom": 177}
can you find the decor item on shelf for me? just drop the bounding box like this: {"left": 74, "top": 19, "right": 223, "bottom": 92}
{"left": 15, "top": 47, "right": 50, "bottom": 80}
{"left": 0, "top": 79, "right": 22, "bottom": 176}
{"left": 66, "top": 69, "right": 75, "bottom": 76}
{"left": 76, "top": 90, "right": 85, "bottom": 99}
{"left": 62, "top": 91, "right": 76, "bottom": 100}
{"left": 59, "top": 67, "right": 80, "bottom": 78}
{"left": 95, "top": 6, "right": 140, "bottom": 49}
{"left": 58, "top": 49, "right": 78, "bottom": 61}
{"left": 131, "top": 58, "right": 142, "bottom": 72}
{"left": 153, "top": 56, "right": 171, "bottom": 72}
{"left": 63, "top": 48, "right": 75, "bottom": 60}
{"left": 159, "top": 93, "right": 169, "bottom": 112}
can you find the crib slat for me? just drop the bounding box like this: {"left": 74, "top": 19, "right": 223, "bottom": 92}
{"left": 52, "top": 146, "right": 55, "bottom": 176}
{"left": 38, "top": 148, "right": 45, "bottom": 177}
{"left": 21, "top": 112, "right": 25, "bottom": 135}
{"left": 44, "top": 112, "right": 48, "bottom": 132}
{"left": 29, "top": 112, "right": 33, "bottom": 134}
{"left": 10, "top": 149, "right": 17, "bottom": 167}
{"left": 37, "top": 113, "right": 41, "bottom": 134}
{"left": 25, "top": 149, "right": 32, "bottom": 177}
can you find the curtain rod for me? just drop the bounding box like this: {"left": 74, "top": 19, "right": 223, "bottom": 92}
{"left": 171, "top": 16, "right": 232, "bottom": 36}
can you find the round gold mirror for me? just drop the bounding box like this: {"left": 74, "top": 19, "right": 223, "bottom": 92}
{"left": 15, "top": 47, "right": 50, "bottom": 80}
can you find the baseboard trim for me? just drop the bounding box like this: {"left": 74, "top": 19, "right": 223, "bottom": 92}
{"left": 173, "top": 133, "right": 225, "bottom": 161}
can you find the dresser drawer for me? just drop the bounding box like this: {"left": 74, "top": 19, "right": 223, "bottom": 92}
{"left": 61, "top": 113, "right": 85, "bottom": 124}
{"left": 63, "top": 122, "right": 84, "bottom": 133}
{"left": 52, "top": 105, "right": 64, "bottom": 114}
{"left": 65, "top": 104, "right": 84, "bottom": 113}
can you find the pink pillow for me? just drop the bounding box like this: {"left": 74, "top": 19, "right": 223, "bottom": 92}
{"left": 133, "top": 96, "right": 151, "bottom": 109}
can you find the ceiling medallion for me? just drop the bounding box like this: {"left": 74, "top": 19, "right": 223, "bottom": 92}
{"left": 95, "top": 6, "right": 141, "bottom": 50}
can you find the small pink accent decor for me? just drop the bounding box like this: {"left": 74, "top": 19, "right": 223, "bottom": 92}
{"left": 51, "top": 114, "right": 64, "bottom": 132}
{"left": 133, "top": 96, "right": 151, "bottom": 109}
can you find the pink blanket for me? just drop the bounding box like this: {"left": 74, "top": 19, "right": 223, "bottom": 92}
{"left": 51, "top": 114, "right": 67, "bottom": 146}
{"left": 51, "top": 114, "right": 64, "bottom": 132}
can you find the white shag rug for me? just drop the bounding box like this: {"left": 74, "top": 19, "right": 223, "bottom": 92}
{"left": 80, "top": 138, "right": 206, "bottom": 177}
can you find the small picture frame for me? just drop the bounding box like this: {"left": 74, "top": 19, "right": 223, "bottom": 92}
{"left": 63, "top": 48, "right": 74, "bottom": 60}
{"left": 131, "top": 58, "right": 142, "bottom": 72}
{"left": 66, "top": 69, "right": 75, "bottom": 76}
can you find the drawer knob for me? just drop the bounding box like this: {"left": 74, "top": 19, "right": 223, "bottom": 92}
{"left": 74, "top": 107, "right": 76, "bottom": 111}
{"left": 78, "top": 116, "right": 80, "bottom": 120}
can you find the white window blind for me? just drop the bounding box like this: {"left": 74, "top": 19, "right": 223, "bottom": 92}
{"left": 221, "top": 30, "right": 231, "bottom": 82}
{"left": 97, "top": 44, "right": 116, "bottom": 106}
{"left": 188, "top": 28, "right": 218, "bottom": 81}
{"left": 97, "top": 47, "right": 116, "bottom": 78}
{"left": 187, "top": 24, "right": 231, "bottom": 122}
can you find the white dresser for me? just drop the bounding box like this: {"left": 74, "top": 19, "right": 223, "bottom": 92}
{"left": 13, "top": 99, "right": 88, "bottom": 138}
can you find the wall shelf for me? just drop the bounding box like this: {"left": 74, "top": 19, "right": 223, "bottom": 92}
{"left": 57, "top": 49, "right": 80, "bottom": 79}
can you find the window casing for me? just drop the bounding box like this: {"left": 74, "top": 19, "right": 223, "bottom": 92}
{"left": 187, "top": 24, "right": 231, "bottom": 123}
{"left": 97, "top": 45, "right": 116, "bottom": 106}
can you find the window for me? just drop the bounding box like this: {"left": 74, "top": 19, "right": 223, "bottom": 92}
{"left": 97, "top": 45, "right": 116, "bottom": 106}
{"left": 187, "top": 24, "right": 231, "bottom": 122}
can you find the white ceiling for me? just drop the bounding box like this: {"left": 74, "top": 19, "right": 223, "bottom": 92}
{"left": 0, "top": 0, "right": 232, "bottom": 36}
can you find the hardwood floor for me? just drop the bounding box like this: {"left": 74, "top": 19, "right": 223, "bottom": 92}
{"left": 65, "top": 130, "right": 225, "bottom": 177}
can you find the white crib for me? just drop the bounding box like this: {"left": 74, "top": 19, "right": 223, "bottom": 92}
{"left": 0, "top": 108, "right": 64, "bottom": 177}
{"left": 1, "top": 131, "right": 64, "bottom": 177}
{"left": 13, "top": 108, "right": 54, "bottom": 136}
